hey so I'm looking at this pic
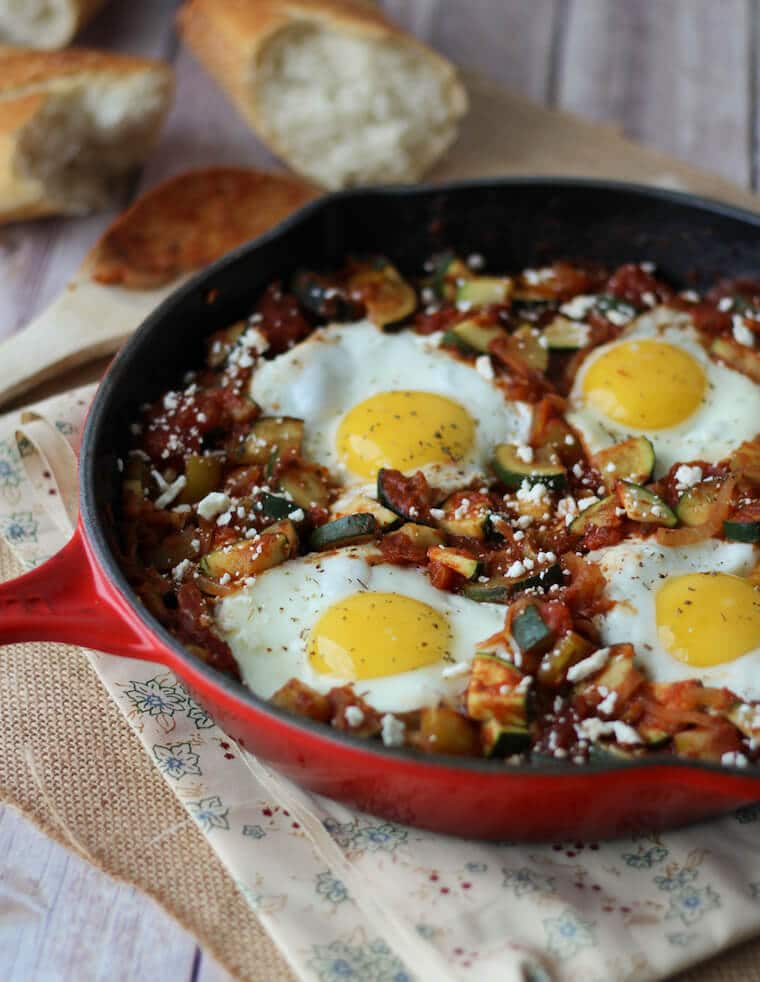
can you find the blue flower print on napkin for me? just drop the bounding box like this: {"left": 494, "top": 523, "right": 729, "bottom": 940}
{"left": 308, "top": 937, "right": 410, "bottom": 982}
{"left": 152, "top": 741, "right": 201, "bottom": 780}
{"left": 187, "top": 796, "right": 230, "bottom": 833}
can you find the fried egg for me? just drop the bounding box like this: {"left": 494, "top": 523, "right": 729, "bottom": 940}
{"left": 589, "top": 538, "right": 760, "bottom": 698}
{"left": 215, "top": 546, "right": 506, "bottom": 712}
{"left": 250, "top": 320, "right": 531, "bottom": 490}
{"left": 567, "top": 308, "right": 760, "bottom": 476}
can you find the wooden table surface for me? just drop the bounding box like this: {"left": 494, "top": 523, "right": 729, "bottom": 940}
{"left": 1, "top": 1, "right": 759, "bottom": 979}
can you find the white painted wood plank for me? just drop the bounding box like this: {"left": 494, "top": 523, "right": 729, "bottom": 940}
{"left": 0, "top": 805, "right": 199, "bottom": 981}
{"left": 0, "top": 0, "right": 180, "bottom": 340}
{"left": 558, "top": 0, "right": 751, "bottom": 186}
{"left": 380, "top": 0, "right": 561, "bottom": 102}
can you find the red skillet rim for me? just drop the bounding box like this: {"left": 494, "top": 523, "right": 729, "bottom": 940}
{"left": 79, "top": 175, "right": 760, "bottom": 783}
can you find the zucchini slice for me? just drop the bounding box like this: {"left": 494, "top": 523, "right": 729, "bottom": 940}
{"left": 426, "top": 545, "right": 480, "bottom": 579}
{"left": 592, "top": 436, "right": 655, "bottom": 491}
{"left": 493, "top": 443, "right": 567, "bottom": 491}
{"left": 177, "top": 455, "right": 223, "bottom": 505}
{"left": 511, "top": 604, "right": 553, "bottom": 655}
{"left": 466, "top": 653, "right": 531, "bottom": 755}
{"left": 574, "top": 647, "right": 644, "bottom": 709}
{"left": 537, "top": 631, "right": 595, "bottom": 688}
{"left": 239, "top": 417, "right": 304, "bottom": 465}
{"left": 331, "top": 494, "right": 400, "bottom": 530}
{"left": 434, "top": 492, "right": 491, "bottom": 540}
{"left": 290, "top": 270, "right": 362, "bottom": 321}
{"left": 456, "top": 276, "right": 513, "bottom": 307}
{"left": 395, "top": 522, "right": 445, "bottom": 549}
{"left": 616, "top": 481, "right": 677, "bottom": 527}
{"left": 425, "top": 252, "right": 469, "bottom": 301}
{"left": 278, "top": 463, "right": 330, "bottom": 509}
{"left": 463, "top": 565, "right": 563, "bottom": 603}
{"left": 309, "top": 513, "right": 377, "bottom": 551}
{"left": 254, "top": 491, "right": 303, "bottom": 521}
{"left": 377, "top": 469, "right": 432, "bottom": 525}
{"left": 676, "top": 480, "right": 723, "bottom": 527}
{"left": 199, "top": 532, "right": 291, "bottom": 581}
{"left": 347, "top": 259, "right": 417, "bottom": 329}
{"left": 569, "top": 495, "right": 618, "bottom": 534}
{"left": 542, "top": 315, "right": 590, "bottom": 350}
{"left": 724, "top": 511, "right": 760, "bottom": 543}
{"left": 207, "top": 321, "right": 247, "bottom": 368}
{"left": 511, "top": 324, "right": 549, "bottom": 373}
{"left": 481, "top": 715, "right": 531, "bottom": 757}
{"left": 442, "top": 319, "right": 506, "bottom": 353}
{"left": 261, "top": 519, "right": 299, "bottom": 555}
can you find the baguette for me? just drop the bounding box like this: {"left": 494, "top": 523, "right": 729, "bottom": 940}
{"left": 177, "top": 0, "right": 467, "bottom": 190}
{"left": 0, "top": 47, "right": 173, "bottom": 223}
{"left": 0, "top": 0, "right": 108, "bottom": 49}
{"left": 89, "top": 166, "right": 318, "bottom": 289}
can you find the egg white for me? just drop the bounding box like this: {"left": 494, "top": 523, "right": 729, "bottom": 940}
{"left": 250, "top": 319, "right": 531, "bottom": 491}
{"left": 215, "top": 545, "right": 506, "bottom": 712}
{"left": 589, "top": 538, "right": 760, "bottom": 698}
{"left": 567, "top": 308, "right": 760, "bottom": 476}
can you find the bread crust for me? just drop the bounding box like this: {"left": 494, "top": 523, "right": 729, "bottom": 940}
{"left": 0, "top": 47, "right": 173, "bottom": 224}
{"left": 177, "top": 0, "right": 467, "bottom": 185}
{"left": 88, "top": 166, "right": 318, "bottom": 289}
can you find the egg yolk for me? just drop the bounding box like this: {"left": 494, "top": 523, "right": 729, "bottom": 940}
{"left": 582, "top": 339, "right": 706, "bottom": 429}
{"left": 308, "top": 591, "right": 451, "bottom": 679}
{"left": 656, "top": 573, "right": 760, "bottom": 667}
{"left": 337, "top": 390, "right": 475, "bottom": 479}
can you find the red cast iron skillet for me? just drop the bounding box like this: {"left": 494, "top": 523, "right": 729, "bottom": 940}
{"left": 3, "top": 178, "right": 760, "bottom": 841}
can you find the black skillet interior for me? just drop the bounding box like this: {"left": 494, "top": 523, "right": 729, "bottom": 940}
{"left": 81, "top": 178, "right": 760, "bottom": 772}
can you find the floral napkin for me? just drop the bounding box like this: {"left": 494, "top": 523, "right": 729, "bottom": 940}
{"left": 2, "top": 384, "right": 760, "bottom": 982}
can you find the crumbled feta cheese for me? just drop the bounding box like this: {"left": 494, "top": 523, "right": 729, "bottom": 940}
{"left": 218, "top": 573, "right": 231, "bottom": 586}
{"left": 572, "top": 462, "right": 584, "bottom": 478}
{"left": 674, "top": 464, "right": 703, "bottom": 490}
{"left": 441, "top": 662, "right": 470, "bottom": 679}
{"left": 456, "top": 299, "right": 473, "bottom": 312}
{"left": 506, "top": 560, "right": 526, "bottom": 578}
{"left": 197, "top": 491, "right": 231, "bottom": 520}
{"left": 680, "top": 289, "right": 700, "bottom": 302}
{"left": 537, "top": 550, "right": 556, "bottom": 564}
{"left": 475, "top": 355, "right": 494, "bottom": 380}
{"left": 172, "top": 559, "right": 192, "bottom": 581}
{"left": 345, "top": 706, "right": 365, "bottom": 727}
{"left": 612, "top": 721, "right": 643, "bottom": 745}
{"left": 190, "top": 539, "right": 201, "bottom": 552}
{"left": 155, "top": 475, "right": 187, "bottom": 509}
{"left": 577, "top": 495, "right": 600, "bottom": 513}
{"left": 559, "top": 294, "right": 597, "bottom": 319}
{"left": 466, "top": 252, "right": 485, "bottom": 270}
{"left": 597, "top": 690, "right": 618, "bottom": 716}
{"left": 641, "top": 291, "right": 656, "bottom": 308}
{"left": 216, "top": 511, "right": 232, "bottom": 527}
{"left": 557, "top": 497, "right": 578, "bottom": 520}
{"left": 639, "top": 261, "right": 656, "bottom": 273}
{"left": 430, "top": 508, "right": 446, "bottom": 520}
{"left": 523, "top": 267, "right": 553, "bottom": 285}
{"left": 605, "top": 462, "right": 617, "bottom": 473}
{"left": 516, "top": 515, "right": 533, "bottom": 529}
{"left": 721, "top": 751, "right": 749, "bottom": 768}
{"left": 566, "top": 647, "right": 610, "bottom": 683}
{"left": 516, "top": 480, "right": 547, "bottom": 504}
{"left": 718, "top": 296, "right": 734, "bottom": 312}
{"left": 732, "top": 315, "right": 755, "bottom": 347}
{"left": 515, "top": 445, "right": 534, "bottom": 463}
{"left": 289, "top": 508, "right": 305, "bottom": 522}
{"left": 381, "top": 714, "right": 406, "bottom": 747}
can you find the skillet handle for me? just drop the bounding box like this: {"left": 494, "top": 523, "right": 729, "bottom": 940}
{"left": 0, "top": 524, "right": 156, "bottom": 658}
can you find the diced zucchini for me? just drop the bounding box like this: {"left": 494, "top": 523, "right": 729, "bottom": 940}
{"left": 456, "top": 276, "right": 513, "bottom": 306}
{"left": 511, "top": 604, "right": 553, "bottom": 655}
{"left": 637, "top": 721, "right": 671, "bottom": 748}
{"left": 574, "top": 646, "right": 644, "bottom": 707}
{"left": 239, "top": 417, "right": 304, "bottom": 465}
{"left": 616, "top": 481, "right": 677, "bottom": 527}
{"left": 426, "top": 546, "right": 480, "bottom": 579}
{"left": 255, "top": 491, "right": 302, "bottom": 521}
{"left": 425, "top": 252, "right": 469, "bottom": 301}
{"left": 493, "top": 443, "right": 567, "bottom": 491}
{"left": 442, "top": 319, "right": 506, "bottom": 353}
{"left": 396, "top": 522, "right": 445, "bottom": 549}
{"left": 331, "top": 494, "right": 400, "bottom": 530}
{"left": 533, "top": 417, "right": 584, "bottom": 467}
{"left": 434, "top": 493, "right": 491, "bottom": 540}
{"left": 711, "top": 336, "right": 760, "bottom": 383}
{"left": 199, "top": 532, "right": 290, "bottom": 581}
{"left": 376, "top": 469, "right": 431, "bottom": 524}
{"left": 207, "top": 321, "right": 246, "bottom": 368}
{"left": 537, "top": 631, "right": 594, "bottom": 688}
{"left": 413, "top": 706, "right": 480, "bottom": 755}
{"left": 177, "top": 454, "right": 223, "bottom": 505}
{"left": 261, "top": 519, "right": 299, "bottom": 555}
{"left": 290, "top": 269, "right": 362, "bottom": 321}
{"left": 512, "top": 324, "right": 549, "bottom": 373}
{"left": 278, "top": 463, "right": 330, "bottom": 509}
{"left": 481, "top": 716, "right": 531, "bottom": 757}
{"left": 672, "top": 726, "right": 740, "bottom": 762}
{"left": 347, "top": 259, "right": 417, "bottom": 329}
{"left": 724, "top": 510, "right": 760, "bottom": 543}
{"left": 309, "top": 513, "right": 377, "bottom": 551}
{"left": 569, "top": 495, "right": 618, "bottom": 534}
{"left": 592, "top": 437, "right": 655, "bottom": 491}
{"left": 463, "top": 565, "right": 563, "bottom": 603}
{"left": 542, "top": 315, "right": 590, "bottom": 350}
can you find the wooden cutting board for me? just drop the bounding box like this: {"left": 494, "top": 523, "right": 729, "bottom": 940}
{"left": 2, "top": 72, "right": 758, "bottom": 411}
